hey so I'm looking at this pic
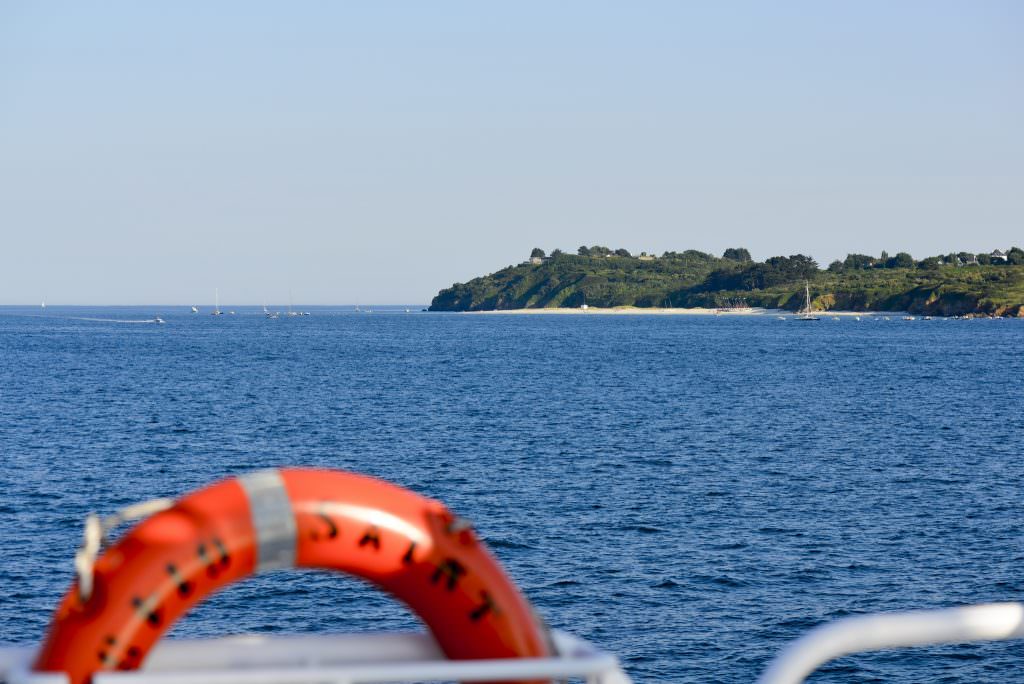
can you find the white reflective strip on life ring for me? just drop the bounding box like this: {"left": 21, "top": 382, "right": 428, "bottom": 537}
{"left": 238, "top": 469, "right": 296, "bottom": 572}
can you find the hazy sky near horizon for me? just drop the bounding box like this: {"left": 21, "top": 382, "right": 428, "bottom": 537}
{"left": 1, "top": 2, "right": 1022, "bottom": 304}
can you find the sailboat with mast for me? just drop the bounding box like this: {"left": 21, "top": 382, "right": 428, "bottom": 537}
{"left": 796, "top": 281, "right": 819, "bottom": 321}
{"left": 211, "top": 288, "right": 223, "bottom": 316}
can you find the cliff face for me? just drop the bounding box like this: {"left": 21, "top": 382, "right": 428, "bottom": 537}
{"left": 430, "top": 255, "right": 1024, "bottom": 315}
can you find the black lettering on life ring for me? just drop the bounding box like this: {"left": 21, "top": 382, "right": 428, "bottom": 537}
{"left": 310, "top": 507, "right": 339, "bottom": 541}
{"left": 358, "top": 526, "right": 381, "bottom": 550}
{"left": 469, "top": 590, "right": 495, "bottom": 622}
{"left": 402, "top": 541, "right": 417, "bottom": 565}
{"left": 431, "top": 558, "right": 466, "bottom": 591}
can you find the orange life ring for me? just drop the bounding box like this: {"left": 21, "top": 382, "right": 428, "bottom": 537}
{"left": 34, "top": 468, "right": 552, "bottom": 684}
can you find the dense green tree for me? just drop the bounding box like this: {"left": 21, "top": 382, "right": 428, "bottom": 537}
{"left": 976, "top": 253, "right": 992, "bottom": 265}
{"left": 1008, "top": 247, "right": 1024, "bottom": 265}
{"left": 551, "top": 248, "right": 564, "bottom": 257}
{"left": 722, "top": 247, "right": 752, "bottom": 262}
{"left": 530, "top": 247, "right": 546, "bottom": 258}
{"left": 577, "top": 245, "right": 591, "bottom": 256}
{"left": 614, "top": 248, "right": 631, "bottom": 257}
{"left": 843, "top": 254, "right": 875, "bottom": 270}
{"left": 886, "top": 252, "right": 914, "bottom": 269}
{"left": 827, "top": 260, "right": 844, "bottom": 272}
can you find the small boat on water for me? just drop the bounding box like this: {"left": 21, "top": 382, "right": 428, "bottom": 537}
{"left": 285, "top": 290, "right": 308, "bottom": 316}
{"left": 191, "top": 306, "right": 199, "bottom": 313}
{"left": 211, "top": 289, "right": 223, "bottom": 316}
{"left": 154, "top": 317, "right": 165, "bottom": 324}
{"left": 795, "top": 282, "right": 819, "bottom": 321}
{"left": 903, "top": 315, "right": 916, "bottom": 321}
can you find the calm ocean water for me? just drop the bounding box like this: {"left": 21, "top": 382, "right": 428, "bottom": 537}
{"left": 1, "top": 307, "right": 1023, "bottom": 682}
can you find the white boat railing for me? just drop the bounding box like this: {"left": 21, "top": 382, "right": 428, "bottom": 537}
{"left": 757, "top": 602, "right": 1024, "bottom": 684}
{"left": 0, "top": 630, "right": 632, "bottom": 684}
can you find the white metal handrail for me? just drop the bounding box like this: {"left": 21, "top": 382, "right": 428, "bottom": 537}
{"left": 757, "top": 602, "right": 1024, "bottom": 684}
{"left": 1, "top": 631, "right": 632, "bottom": 684}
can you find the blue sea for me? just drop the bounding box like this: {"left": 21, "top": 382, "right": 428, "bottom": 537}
{"left": 1, "top": 307, "right": 1023, "bottom": 682}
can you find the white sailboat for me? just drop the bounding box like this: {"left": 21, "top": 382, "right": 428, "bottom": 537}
{"left": 211, "top": 288, "right": 223, "bottom": 316}
{"left": 191, "top": 306, "right": 199, "bottom": 313}
{"left": 287, "top": 290, "right": 300, "bottom": 317}
{"left": 796, "top": 281, "right": 819, "bottom": 321}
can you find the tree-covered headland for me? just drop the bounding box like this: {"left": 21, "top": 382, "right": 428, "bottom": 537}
{"left": 430, "top": 246, "right": 1024, "bottom": 316}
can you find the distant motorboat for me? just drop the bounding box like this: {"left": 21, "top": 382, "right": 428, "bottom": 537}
{"left": 854, "top": 316, "right": 861, "bottom": 321}
{"left": 796, "top": 281, "right": 820, "bottom": 321}
{"left": 154, "top": 317, "right": 166, "bottom": 324}
{"left": 903, "top": 316, "right": 916, "bottom": 321}
{"left": 777, "top": 316, "right": 786, "bottom": 320}
{"left": 191, "top": 306, "right": 199, "bottom": 313}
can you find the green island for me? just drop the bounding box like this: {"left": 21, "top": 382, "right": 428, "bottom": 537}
{"left": 430, "top": 246, "right": 1024, "bottom": 316}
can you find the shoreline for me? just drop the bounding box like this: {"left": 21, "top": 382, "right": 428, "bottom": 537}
{"left": 465, "top": 307, "right": 897, "bottom": 316}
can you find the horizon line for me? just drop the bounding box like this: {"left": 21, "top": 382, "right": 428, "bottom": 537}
{"left": 0, "top": 303, "right": 431, "bottom": 308}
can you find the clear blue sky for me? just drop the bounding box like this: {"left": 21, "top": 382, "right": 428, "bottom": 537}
{"left": 1, "top": 1, "right": 1021, "bottom": 304}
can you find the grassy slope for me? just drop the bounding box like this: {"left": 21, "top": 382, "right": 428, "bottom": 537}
{"left": 430, "top": 256, "right": 1024, "bottom": 316}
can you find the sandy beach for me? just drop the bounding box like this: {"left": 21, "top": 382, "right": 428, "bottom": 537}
{"left": 468, "top": 307, "right": 889, "bottom": 316}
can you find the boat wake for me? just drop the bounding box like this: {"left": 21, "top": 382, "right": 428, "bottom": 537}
{"left": 66, "top": 317, "right": 164, "bottom": 324}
